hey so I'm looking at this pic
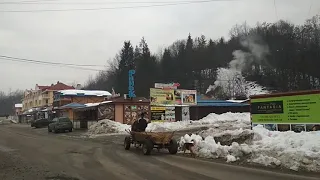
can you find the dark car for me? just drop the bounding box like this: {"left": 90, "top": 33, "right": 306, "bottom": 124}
{"left": 48, "top": 117, "right": 73, "bottom": 133}
{"left": 31, "top": 118, "right": 52, "bottom": 128}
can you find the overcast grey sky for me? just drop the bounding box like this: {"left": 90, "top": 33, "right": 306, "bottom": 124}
{"left": 0, "top": 0, "right": 319, "bottom": 92}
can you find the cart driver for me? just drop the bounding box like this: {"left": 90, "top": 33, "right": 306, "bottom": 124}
{"left": 131, "top": 112, "right": 148, "bottom": 132}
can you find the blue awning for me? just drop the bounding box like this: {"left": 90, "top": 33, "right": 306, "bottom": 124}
{"left": 60, "top": 103, "right": 86, "bottom": 109}
{"left": 197, "top": 102, "right": 249, "bottom": 107}
{"left": 196, "top": 95, "right": 249, "bottom": 107}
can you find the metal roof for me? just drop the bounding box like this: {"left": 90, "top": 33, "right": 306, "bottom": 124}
{"left": 60, "top": 103, "right": 86, "bottom": 109}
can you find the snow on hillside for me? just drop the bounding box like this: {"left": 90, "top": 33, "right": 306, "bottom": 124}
{"left": 206, "top": 68, "right": 269, "bottom": 97}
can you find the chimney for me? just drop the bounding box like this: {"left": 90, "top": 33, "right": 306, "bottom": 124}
{"left": 57, "top": 81, "right": 60, "bottom": 84}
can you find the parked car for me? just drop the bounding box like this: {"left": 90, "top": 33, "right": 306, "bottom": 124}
{"left": 31, "top": 118, "right": 52, "bottom": 128}
{"left": 48, "top": 117, "right": 73, "bottom": 133}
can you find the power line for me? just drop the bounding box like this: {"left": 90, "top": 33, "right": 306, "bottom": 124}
{"left": 0, "top": 56, "right": 105, "bottom": 71}
{"left": 0, "top": 0, "right": 223, "bottom": 5}
{"left": 1, "top": 0, "right": 58, "bottom": 3}
{"left": 0, "top": 57, "right": 104, "bottom": 71}
{"left": 0, "top": 55, "right": 104, "bottom": 67}
{"left": 0, "top": 0, "right": 231, "bottom": 12}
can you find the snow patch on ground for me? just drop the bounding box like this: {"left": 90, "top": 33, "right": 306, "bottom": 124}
{"left": 226, "top": 155, "right": 237, "bottom": 162}
{"left": 87, "top": 120, "right": 130, "bottom": 136}
{"left": 86, "top": 112, "right": 250, "bottom": 139}
{"left": 146, "top": 112, "right": 250, "bottom": 132}
{"left": 180, "top": 125, "right": 320, "bottom": 172}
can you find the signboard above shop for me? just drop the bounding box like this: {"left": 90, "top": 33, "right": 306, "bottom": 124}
{"left": 150, "top": 106, "right": 176, "bottom": 122}
{"left": 150, "top": 88, "right": 197, "bottom": 106}
{"left": 181, "top": 90, "right": 197, "bottom": 105}
{"left": 128, "top": 69, "right": 136, "bottom": 98}
{"left": 251, "top": 92, "right": 320, "bottom": 124}
{"left": 154, "top": 83, "right": 180, "bottom": 89}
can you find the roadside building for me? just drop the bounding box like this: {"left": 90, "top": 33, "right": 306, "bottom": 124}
{"left": 22, "top": 81, "right": 74, "bottom": 111}
{"left": 53, "top": 89, "right": 112, "bottom": 108}
{"left": 53, "top": 89, "right": 112, "bottom": 128}
{"left": 21, "top": 82, "right": 74, "bottom": 122}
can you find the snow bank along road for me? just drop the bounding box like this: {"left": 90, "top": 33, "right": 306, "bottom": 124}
{"left": 0, "top": 125, "right": 319, "bottom": 180}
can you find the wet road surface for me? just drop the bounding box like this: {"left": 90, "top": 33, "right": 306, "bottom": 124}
{"left": 0, "top": 124, "right": 319, "bottom": 180}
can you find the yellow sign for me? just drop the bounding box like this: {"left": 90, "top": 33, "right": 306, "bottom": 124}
{"left": 151, "top": 106, "right": 166, "bottom": 111}
{"left": 151, "top": 106, "right": 166, "bottom": 121}
{"left": 150, "top": 88, "right": 175, "bottom": 105}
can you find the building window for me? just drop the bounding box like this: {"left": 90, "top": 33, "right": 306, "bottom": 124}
{"left": 46, "top": 100, "right": 49, "bottom": 104}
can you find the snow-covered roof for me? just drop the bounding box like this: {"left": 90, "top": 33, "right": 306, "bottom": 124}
{"left": 58, "top": 90, "right": 111, "bottom": 97}
{"left": 226, "top": 99, "right": 249, "bottom": 103}
{"left": 15, "top": 104, "right": 22, "bottom": 108}
{"left": 85, "top": 101, "right": 112, "bottom": 107}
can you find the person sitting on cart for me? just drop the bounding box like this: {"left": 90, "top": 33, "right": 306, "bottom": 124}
{"left": 131, "top": 112, "right": 148, "bottom": 132}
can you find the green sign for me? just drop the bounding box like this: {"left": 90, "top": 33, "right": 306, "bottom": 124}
{"left": 251, "top": 93, "right": 320, "bottom": 124}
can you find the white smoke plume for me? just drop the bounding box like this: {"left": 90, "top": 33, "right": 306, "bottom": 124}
{"left": 206, "top": 35, "right": 270, "bottom": 98}
{"left": 229, "top": 35, "right": 269, "bottom": 72}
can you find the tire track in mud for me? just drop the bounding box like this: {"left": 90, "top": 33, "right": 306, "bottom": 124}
{"left": 100, "top": 141, "right": 217, "bottom": 180}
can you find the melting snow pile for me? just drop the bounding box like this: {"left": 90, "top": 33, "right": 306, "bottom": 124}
{"left": 88, "top": 120, "right": 130, "bottom": 135}
{"left": 146, "top": 112, "right": 250, "bottom": 132}
{"left": 179, "top": 125, "right": 320, "bottom": 172}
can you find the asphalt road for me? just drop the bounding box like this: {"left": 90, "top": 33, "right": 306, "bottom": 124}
{"left": 0, "top": 124, "right": 319, "bottom": 180}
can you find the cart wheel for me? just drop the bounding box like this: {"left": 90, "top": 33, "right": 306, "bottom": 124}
{"left": 124, "top": 136, "right": 131, "bottom": 150}
{"left": 168, "top": 139, "right": 178, "bottom": 154}
{"left": 142, "top": 139, "right": 153, "bottom": 155}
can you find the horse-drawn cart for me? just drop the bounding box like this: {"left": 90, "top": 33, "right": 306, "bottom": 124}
{"left": 124, "top": 130, "right": 178, "bottom": 155}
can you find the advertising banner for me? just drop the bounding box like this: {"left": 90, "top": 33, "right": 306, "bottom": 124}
{"left": 174, "top": 89, "right": 182, "bottom": 104}
{"left": 251, "top": 93, "right": 320, "bottom": 124}
{"left": 98, "top": 104, "right": 115, "bottom": 120}
{"left": 150, "top": 88, "right": 175, "bottom": 105}
{"left": 128, "top": 69, "right": 136, "bottom": 98}
{"left": 150, "top": 88, "right": 197, "bottom": 105}
{"left": 165, "top": 106, "right": 175, "bottom": 122}
{"left": 151, "top": 106, "right": 165, "bottom": 122}
{"left": 181, "top": 90, "right": 197, "bottom": 105}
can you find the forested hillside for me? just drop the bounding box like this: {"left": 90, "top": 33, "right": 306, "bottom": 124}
{"left": 0, "top": 90, "right": 23, "bottom": 115}
{"left": 85, "top": 15, "right": 320, "bottom": 99}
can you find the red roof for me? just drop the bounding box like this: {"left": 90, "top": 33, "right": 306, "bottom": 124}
{"left": 38, "top": 86, "right": 50, "bottom": 90}
{"left": 47, "top": 82, "right": 74, "bottom": 91}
